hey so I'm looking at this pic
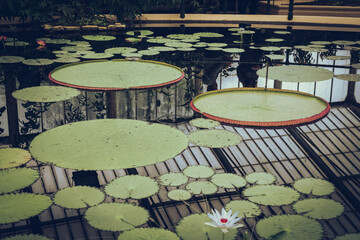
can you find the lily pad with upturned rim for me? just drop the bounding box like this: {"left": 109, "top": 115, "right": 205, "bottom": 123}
{"left": 85, "top": 203, "right": 149, "bottom": 232}
{"left": 189, "top": 118, "right": 220, "bottom": 129}
{"left": 183, "top": 165, "right": 215, "bottom": 178}
{"left": 0, "top": 168, "right": 39, "bottom": 194}
{"left": 335, "top": 74, "right": 360, "bottom": 82}
{"left": 244, "top": 185, "right": 300, "bottom": 206}
{"left": 210, "top": 173, "right": 247, "bottom": 188}
{"left": 168, "top": 189, "right": 192, "bottom": 201}
{"left": 185, "top": 181, "right": 218, "bottom": 195}
{"left": 187, "top": 129, "right": 243, "bottom": 148}
{"left": 334, "top": 234, "right": 360, "bottom": 240}
{"left": 117, "top": 228, "right": 181, "bottom": 240}
{"left": 293, "top": 198, "right": 344, "bottom": 219}
{"left": 176, "top": 214, "right": 237, "bottom": 240}
{"left": 53, "top": 186, "right": 105, "bottom": 209}
{"left": 12, "top": 86, "right": 81, "bottom": 103}
{"left": 2, "top": 234, "right": 53, "bottom": 240}
{"left": 22, "top": 59, "right": 54, "bottom": 66}
{"left": 0, "top": 56, "right": 25, "bottom": 63}
{"left": 225, "top": 200, "right": 262, "bottom": 218}
{"left": 82, "top": 35, "right": 116, "bottom": 41}
{"left": 256, "top": 214, "right": 323, "bottom": 240}
{"left": 293, "top": 178, "right": 334, "bottom": 196}
{"left": 0, "top": 148, "right": 32, "bottom": 169}
{"left": 105, "top": 175, "right": 159, "bottom": 199}
{"left": 245, "top": 172, "right": 276, "bottom": 185}
{"left": 159, "top": 172, "right": 188, "bottom": 186}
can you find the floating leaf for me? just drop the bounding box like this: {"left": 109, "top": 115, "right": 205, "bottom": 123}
{"left": 0, "top": 193, "right": 52, "bottom": 224}
{"left": 310, "top": 41, "right": 331, "bottom": 45}
{"left": 105, "top": 175, "right": 159, "bottom": 199}
{"left": 82, "top": 35, "right": 116, "bottom": 41}
{"left": 332, "top": 40, "right": 355, "bottom": 45}
{"left": 265, "top": 54, "right": 286, "bottom": 60}
{"left": 127, "top": 30, "right": 154, "bottom": 37}
{"left": 205, "top": 47, "right": 223, "bottom": 51}
{"left": 54, "top": 57, "right": 81, "bottom": 63}
{"left": 265, "top": 38, "right": 284, "bottom": 42}
{"left": 0, "top": 168, "right": 39, "bottom": 194}
{"left": 165, "top": 42, "right": 193, "bottom": 48}
{"left": 334, "top": 233, "right": 360, "bottom": 240}
{"left": 85, "top": 203, "right": 149, "bottom": 231}
{"left": 211, "top": 173, "right": 246, "bottom": 188}
{"left": 325, "top": 55, "right": 351, "bottom": 61}
{"left": 159, "top": 172, "right": 188, "bottom": 186}
{"left": 335, "top": 74, "right": 360, "bottom": 82}
{"left": 260, "top": 46, "right": 281, "bottom": 51}
{"left": 176, "top": 47, "right": 196, "bottom": 52}
{"left": 293, "top": 178, "right": 334, "bottom": 196}
{"left": 189, "top": 118, "right": 220, "bottom": 129}
{"left": 207, "top": 43, "right": 227, "bottom": 47}
{"left": 12, "top": 86, "right": 81, "bottom": 103}
{"left": 244, "top": 185, "right": 300, "bottom": 206}
{"left": 293, "top": 198, "right": 344, "bottom": 219}
{"left": 183, "top": 165, "right": 214, "bottom": 178}
{"left": 61, "top": 46, "right": 92, "bottom": 52}
{"left": 256, "top": 215, "right": 323, "bottom": 240}
{"left": 147, "top": 37, "right": 175, "bottom": 44}
{"left": 225, "top": 200, "right": 261, "bottom": 218}
{"left": 176, "top": 214, "right": 237, "bottom": 240}
{"left": 4, "top": 41, "right": 29, "bottom": 46}
{"left": 125, "top": 37, "right": 142, "bottom": 43}
{"left": 307, "top": 44, "right": 325, "bottom": 48}
{"left": 193, "top": 32, "right": 224, "bottom": 38}
{"left": 104, "top": 47, "right": 137, "bottom": 54}
{"left": 22, "top": 58, "right": 54, "bottom": 66}
{"left": 2, "top": 234, "right": 53, "bottom": 240}
{"left": 118, "top": 228, "right": 180, "bottom": 240}
{"left": 122, "top": 52, "right": 143, "bottom": 58}
{"left": 168, "top": 189, "right": 192, "bottom": 201}
{"left": 351, "top": 63, "right": 360, "bottom": 68}
{"left": 222, "top": 48, "right": 245, "bottom": 53}
{"left": 46, "top": 39, "right": 71, "bottom": 44}
{"left": 245, "top": 172, "right": 276, "bottom": 185}
{"left": 137, "top": 50, "right": 160, "bottom": 56}
{"left": 188, "top": 129, "right": 243, "bottom": 148}
{"left": 0, "top": 56, "right": 25, "bottom": 63}
{"left": 167, "top": 34, "right": 199, "bottom": 40}
{"left": 67, "top": 40, "right": 90, "bottom": 45}
{"left": 0, "top": 148, "right": 32, "bottom": 169}
{"left": 301, "top": 47, "right": 328, "bottom": 53}
{"left": 148, "top": 46, "right": 176, "bottom": 52}
{"left": 81, "top": 53, "right": 114, "bottom": 59}
{"left": 186, "top": 181, "right": 217, "bottom": 195}
{"left": 274, "top": 31, "right": 291, "bottom": 35}
{"left": 54, "top": 186, "right": 105, "bottom": 209}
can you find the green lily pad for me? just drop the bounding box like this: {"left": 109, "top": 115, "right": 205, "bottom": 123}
{"left": 334, "top": 233, "right": 360, "bottom": 240}
{"left": 205, "top": 47, "right": 223, "bottom": 51}
{"left": 293, "top": 198, "right": 344, "bottom": 219}
{"left": 159, "top": 172, "right": 188, "bottom": 186}
{"left": 265, "top": 54, "right": 286, "bottom": 60}
{"left": 310, "top": 41, "right": 331, "bottom": 45}
{"left": 85, "top": 203, "right": 149, "bottom": 231}
{"left": 181, "top": 38, "right": 200, "bottom": 43}
{"left": 127, "top": 30, "right": 154, "bottom": 37}
{"left": 193, "top": 32, "right": 224, "bottom": 38}
{"left": 81, "top": 53, "right": 114, "bottom": 59}
{"left": 168, "top": 189, "right": 192, "bottom": 201}
{"left": 46, "top": 39, "right": 71, "bottom": 44}
{"left": 325, "top": 55, "right": 351, "bottom": 61}
{"left": 257, "top": 65, "right": 334, "bottom": 82}
{"left": 82, "top": 35, "right": 116, "bottom": 41}
{"left": 105, "top": 175, "right": 159, "bottom": 199}
{"left": 344, "top": 46, "right": 360, "bottom": 51}
{"left": 280, "top": 46, "right": 292, "bottom": 50}
{"left": 245, "top": 172, "right": 276, "bottom": 185}
{"left": 4, "top": 37, "right": 17, "bottom": 42}
{"left": 274, "top": 31, "right": 291, "bottom": 34}
{"left": 186, "top": 181, "right": 217, "bottom": 195}
{"left": 332, "top": 40, "right": 355, "bottom": 45}
{"left": 30, "top": 119, "right": 188, "bottom": 170}
{"left": 211, "top": 173, "right": 247, "bottom": 188}
{"left": 118, "top": 228, "right": 181, "bottom": 240}
{"left": 53, "top": 186, "right": 105, "bottom": 209}
{"left": 165, "top": 42, "right": 193, "bottom": 48}
{"left": 105, "top": 47, "right": 138, "bottom": 54}
{"left": 4, "top": 41, "right": 29, "bottom": 46}
{"left": 137, "top": 50, "right": 160, "bottom": 56}
{"left": 260, "top": 46, "right": 281, "bottom": 51}
{"left": 207, "top": 43, "right": 227, "bottom": 47}
{"left": 122, "top": 52, "right": 143, "bottom": 58}
{"left": 183, "top": 165, "right": 215, "bottom": 178}
{"left": 189, "top": 118, "right": 220, "bottom": 129}
{"left": 61, "top": 46, "right": 92, "bottom": 52}
{"left": 167, "top": 34, "right": 199, "bottom": 40}
{"left": 244, "top": 185, "right": 300, "bottom": 206}
{"left": 55, "top": 53, "right": 82, "bottom": 58}
{"left": 228, "top": 27, "right": 243, "bottom": 31}
{"left": 176, "top": 47, "right": 196, "bottom": 52}
{"left": 12, "top": 86, "right": 81, "bottom": 103}
{"left": 265, "top": 38, "right": 284, "bottom": 42}
{"left": 193, "top": 43, "right": 208, "bottom": 48}
{"left": 188, "top": 129, "right": 243, "bottom": 148}
{"left": 2, "top": 234, "right": 53, "bottom": 240}
{"left": 22, "top": 58, "right": 54, "bottom": 66}
{"left": 293, "top": 178, "right": 334, "bottom": 196}
{"left": 335, "top": 74, "right": 360, "bottom": 82}
{"left": 225, "top": 200, "right": 262, "bottom": 218}
{"left": 0, "top": 148, "right": 32, "bottom": 169}
{"left": 0, "top": 193, "right": 52, "bottom": 224}
{"left": 351, "top": 63, "right": 360, "bottom": 68}
{"left": 0, "top": 56, "right": 25, "bottom": 63}
{"left": 307, "top": 44, "right": 325, "bottom": 48}
{"left": 0, "top": 168, "right": 39, "bottom": 194}
{"left": 176, "top": 214, "right": 237, "bottom": 240}
{"left": 52, "top": 50, "right": 69, "bottom": 54}
{"left": 222, "top": 48, "right": 245, "bottom": 53}
{"left": 54, "top": 57, "right": 81, "bottom": 63}
{"left": 147, "top": 37, "right": 175, "bottom": 44}
{"left": 75, "top": 50, "right": 95, "bottom": 55}
{"left": 148, "top": 46, "right": 176, "bottom": 52}
{"left": 125, "top": 37, "right": 142, "bottom": 43}
{"left": 67, "top": 40, "right": 90, "bottom": 45}
{"left": 256, "top": 215, "right": 323, "bottom": 240}
{"left": 301, "top": 47, "right": 329, "bottom": 53}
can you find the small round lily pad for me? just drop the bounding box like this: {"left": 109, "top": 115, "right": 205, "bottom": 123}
{"left": 225, "top": 200, "right": 262, "bottom": 218}
{"left": 127, "top": 30, "right": 154, "bottom": 37}
{"left": 54, "top": 57, "right": 81, "bottom": 63}
{"left": 85, "top": 203, "right": 149, "bottom": 231}
{"left": 193, "top": 32, "right": 224, "bottom": 38}
{"left": 205, "top": 47, "right": 223, "bottom": 51}
{"left": 4, "top": 41, "right": 29, "bottom": 46}
{"left": 351, "top": 63, "right": 360, "bottom": 68}
{"left": 310, "top": 41, "right": 331, "bottom": 45}
{"left": 188, "top": 129, "right": 243, "bottom": 148}
{"left": 105, "top": 47, "right": 138, "bottom": 54}
{"left": 0, "top": 148, "right": 32, "bottom": 169}
{"left": 189, "top": 118, "right": 220, "bottom": 129}
{"left": 118, "top": 228, "right": 180, "bottom": 240}
{"left": 244, "top": 185, "right": 300, "bottom": 206}
{"left": 81, "top": 53, "right": 114, "bottom": 59}
{"left": 122, "top": 52, "right": 143, "bottom": 58}
{"left": 168, "top": 189, "right": 192, "bottom": 201}
{"left": 165, "top": 42, "right": 193, "bottom": 48}
{"left": 46, "top": 39, "right": 71, "bottom": 44}
{"left": 211, "top": 173, "right": 247, "bottom": 188}
{"left": 332, "top": 40, "right": 355, "bottom": 45}
{"left": 148, "top": 46, "right": 176, "bottom": 52}
{"left": 293, "top": 178, "right": 334, "bottom": 196}
{"left": 176, "top": 214, "right": 237, "bottom": 240}
{"left": 176, "top": 47, "right": 196, "bottom": 52}
{"left": 245, "top": 172, "right": 276, "bottom": 185}
{"left": 159, "top": 172, "right": 188, "bottom": 186}
{"left": 0, "top": 168, "right": 39, "bottom": 194}
{"left": 207, "top": 43, "right": 227, "bottom": 47}
{"left": 67, "top": 40, "right": 90, "bottom": 45}
{"left": 265, "top": 54, "right": 286, "bottom": 60}
{"left": 222, "top": 48, "right": 245, "bottom": 53}
{"left": 265, "top": 38, "right": 284, "bottom": 42}
{"left": 186, "top": 181, "right": 217, "bottom": 195}
{"left": 256, "top": 215, "right": 323, "bottom": 240}
{"left": 82, "top": 35, "right": 116, "bottom": 41}
{"left": 183, "top": 165, "right": 214, "bottom": 178}
{"left": 105, "top": 175, "right": 159, "bottom": 199}
{"left": 335, "top": 74, "right": 360, "bottom": 82}
{"left": 334, "top": 234, "right": 360, "bottom": 240}
{"left": 0, "top": 56, "right": 25, "bottom": 63}
{"left": 137, "top": 50, "right": 160, "bottom": 56}
{"left": 0, "top": 193, "right": 52, "bottom": 224}
{"left": 325, "top": 55, "right": 351, "bottom": 61}
{"left": 12, "top": 86, "right": 81, "bottom": 103}
{"left": 2, "top": 234, "right": 53, "bottom": 240}
{"left": 293, "top": 198, "right": 344, "bottom": 219}
{"left": 22, "top": 58, "right": 54, "bottom": 66}
{"left": 274, "top": 31, "right": 291, "bottom": 35}
{"left": 260, "top": 46, "right": 281, "bottom": 51}
{"left": 167, "top": 34, "right": 199, "bottom": 40}
{"left": 53, "top": 186, "right": 105, "bottom": 209}
{"left": 61, "top": 46, "right": 92, "bottom": 52}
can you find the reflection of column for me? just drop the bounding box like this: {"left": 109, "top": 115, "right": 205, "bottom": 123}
{"left": 106, "top": 91, "right": 117, "bottom": 119}
{"left": 5, "top": 70, "right": 20, "bottom": 147}
{"left": 346, "top": 56, "right": 357, "bottom": 103}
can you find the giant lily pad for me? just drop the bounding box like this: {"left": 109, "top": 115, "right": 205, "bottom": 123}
{"left": 0, "top": 148, "right": 32, "bottom": 169}
{"left": 293, "top": 178, "right": 334, "bottom": 196}
{"left": 183, "top": 165, "right": 214, "bottom": 178}
{"left": 12, "top": 86, "right": 81, "bottom": 103}
{"left": 30, "top": 119, "right": 188, "bottom": 170}
{"left": 22, "top": 59, "right": 54, "bottom": 66}
{"left": 0, "top": 193, "right": 52, "bottom": 224}
{"left": 82, "top": 35, "right": 116, "bottom": 41}
{"left": 159, "top": 172, "right": 188, "bottom": 186}
{"left": 189, "top": 118, "right": 220, "bottom": 129}
{"left": 176, "top": 214, "right": 237, "bottom": 240}
{"left": 244, "top": 185, "right": 300, "bottom": 206}
{"left": 85, "top": 203, "right": 149, "bottom": 231}
{"left": 168, "top": 189, "right": 192, "bottom": 201}
{"left": 0, "top": 56, "right": 25, "bottom": 63}
{"left": 335, "top": 74, "right": 360, "bottom": 82}
{"left": 257, "top": 65, "right": 334, "bottom": 82}
{"left": 256, "top": 215, "right": 323, "bottom": 240}
{"left": 187, "top": 129, "right": 243, "bottom": 148}
{"left": 2, "top": 234, "right": 53, "bottom": 240}
{"left": 293, "top": 198, "right": 344, "bottom": 219}
{"left": 105, "top": 175, "right": 159, "bottom": 199}
{"left": 53, "top": 186, "right": 105, "bottom": 209}
{"left": 118, "top": 228, "right": 180, "bottom": 240}
{"left": 245, "top": 172, "right": 276, "bottom": 185}
{"left": 211, "top": 173, "right": 247, "bottom": 188}
{"left": 186, "top": 181, "right": 217, "bottom": 195}
{"left": 225, "top": 200, "right": 262, "bottom": 218}
{"left": 0, "top": 168, "right": 39, "bottom": 194}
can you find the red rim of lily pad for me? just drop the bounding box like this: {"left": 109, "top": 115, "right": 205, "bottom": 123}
{"left": 48, "top": 59, "right": 185, "bottom": 91}
{"left": 190, "top": 88, "right": 330, "bottom": 129}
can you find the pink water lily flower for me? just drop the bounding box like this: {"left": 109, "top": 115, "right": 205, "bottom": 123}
{"left": 205, "top": 208, "right": 244, "bottom": 233}
{"left": 0, "top": 36, "right": 7, "bottom": 41}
